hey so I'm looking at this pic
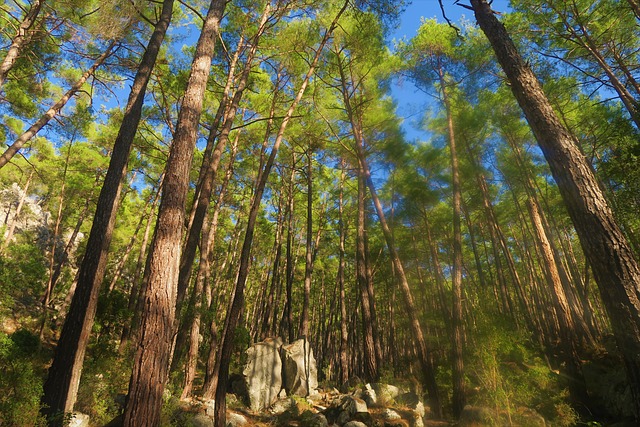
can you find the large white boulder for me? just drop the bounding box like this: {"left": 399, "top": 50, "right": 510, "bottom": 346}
{"left": 281, "top": 338, "right": 318, "bottom": 396}
{"left": 242, "top": 337, "right": 283, "bottom": 411}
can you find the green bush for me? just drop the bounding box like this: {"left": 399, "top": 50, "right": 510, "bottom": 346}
{"left": 0, "top": 330, "right": 46, "bottom": 427}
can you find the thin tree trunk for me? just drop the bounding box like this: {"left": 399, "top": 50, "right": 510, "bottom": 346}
{"left": 283, "top": 152, "right": 297, "bottom": 343}
{"left": 471, "top": 0, "right": 640, "bottom": 417}
{"left": 0, "top": 41, "right": 117, "bottom": 169}
{"left": 0, "top": 0, "right": 45, "bottom": 88}
{"left": 212, "top": 5, "right": 349, "bottom": 425}
{"left": 40, "top": 148, "right": 70, "bottom": 340}
{"left": 438, "top": 67, "right": 466, "bottom": 417}
{"left": 300, "top": 150, "right": 313, "bottom": 339}
{"left": 337, "top": 161, "right": 349, "bottom": 386}
{"left": 123, "top": 1, "right": 225, "bottom": 424}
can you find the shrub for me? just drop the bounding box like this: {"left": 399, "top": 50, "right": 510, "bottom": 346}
{"left": 0, "top": 330, "right": 46, "bottom": 427}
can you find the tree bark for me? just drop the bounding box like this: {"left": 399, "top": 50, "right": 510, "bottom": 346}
{"left": 0, "top": 0, "right": 45, "bottom": 88}
{"left": 41, "top": 4, "right": 173, "bottom": 421}
{"left": 438, "top": 67, "right": 466, "bottom": 417}
{"left": 471, "top": 0, "right": 640, "bottom": 418}
{"left": 123, "top": 1, "right": 225, "bottom": 424}
{"left": 337, "top": 161, "right": 349, "bottom": 386}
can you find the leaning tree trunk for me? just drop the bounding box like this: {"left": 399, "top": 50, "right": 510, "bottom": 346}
{"left": 122, "top": 0, "right": 225, "bottom": 425}
{"left": 40, "top": 3, "right": 173, "bottom": 421}
{"left": 0, "top": 0, "right": 45, "bottom": 88}
{"left": 0, "top": 41, "right": 116, "bottom": 169}
{"left": 471, "top": 0, "right": 640, "bottom": 418}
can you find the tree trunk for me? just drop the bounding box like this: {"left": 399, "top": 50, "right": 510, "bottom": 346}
{"left": 0, "top": 0, "right": 45, "bottom": 88}
{"left": 41, "top": 3, "right": 173, "bottom": 420}
{"left": 212, "top": 5, "right": 350, "bottom": 425}
{"left": 439, "top": 68, "right": 466, "bottom": 417}
{"left": 300, "top": 150, "right": 313, "bottom": 339}
{"left": 337, "top": 161, "right": 349, "bottom": 386}
{"left": 471, "top": 0, "right": 640, "bottom": 417}
{"left": 0, "top": 41, "right": 117, "bottom": 169}
{"left": 119, "top": 179, "right": 162, "bottom": 352}
{"left": 40, "top": 148, "right": 69, "bottom": 340}
{"left": 123, "top": 0, "right": 225, "bottom": 424}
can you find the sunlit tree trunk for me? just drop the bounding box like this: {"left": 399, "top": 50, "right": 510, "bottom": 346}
{"left": 123, "top": 1, "right": 225, "bottom": 424}
{"left": 0, "top": 0, "right": 45, "bottom": 88}
{"left": 471, "top": 0, "right": 640, "bottom": 416}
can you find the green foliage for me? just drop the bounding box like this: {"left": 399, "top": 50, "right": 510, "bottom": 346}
{"left": 0, "top": 239, "right": 48, "bottom": 317}
{"left": 468, "top": 319, "right": 578, "bottom": 426}
{"left": 0, "top": 330, "right": 46, "bottom": 427}
{"left": 75, "top": 348, "right": 132, "bottom": 425}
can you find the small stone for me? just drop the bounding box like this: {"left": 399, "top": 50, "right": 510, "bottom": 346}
{"left": 343, "top": 422, "right": 368, "bottom": 427}
{"left": 68, "top": 413, "right": 90, "bottom": 427}
{"left": 270, "top": 396, "right": 297, "bottom": 414}
{"left": 383, "top": 409, "right": 402, "bottom": 420}
{"left": 363, "top": 383, "right": 377, "bottom": 407}
{"left": 226, "top": 411, "right": 247, "bottom": 427}
{"left": 188, "top": 414, "right": 214, "bottom": 427}
{"left": 340, "top": 395, "right": 368, "bottom": 415}
{"left": 203, "top": 399, "right": 215, "bottom": 417}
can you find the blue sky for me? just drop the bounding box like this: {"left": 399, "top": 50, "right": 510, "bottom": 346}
{"left": 389, "top": 0, "right": 511, "bottom": 143}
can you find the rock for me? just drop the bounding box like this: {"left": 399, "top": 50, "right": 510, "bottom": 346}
{"left": 187, "top": 414, "right": 214, "bottom": 427}
{"left": 372, "top": 383, "right": 401, "bottom": 404}
{"left": 68, "top": 413, "right": 90, "bottom": 427}
{"left": 384, "top": 421, "right": 409, "bottom": 427}
{"left": 336, "top": 410, "right": 351, "bottom": 425}
{"left": 339, "top": 395, "right": 368, "bottom": 415}
{"left": 408, "top": 411, "right": 424, "bottom": 427}
{"left": 343, "top": 422, "right": 368, "bottom": 427}
{"left": 226, "top": 411, "right": 248, "bottom": 427}
{"left": 282, "top": 338, "right": 318, "bottom": 396}
{"left": 458, "top": 405, "right": 494, "bottom": 426}
{"left": 383, "top": 409, "right": 402, "bottom": 420}
{"left": 362, "top": 383, "right": 377, "bottom": 407}
{"left": 242, "top": 337, "right": 283, "bottom": 411}
{"left": 309, "top": 413, "right": 329, "bottom": 427}
{"left": 203, "top": 399, "right": 215, "bottom": 417}
{"left": 270, "top": 397, "right": 297, "bottom": 414}
{"left": 396, "top": 392, "right": 427, "bottom": 418}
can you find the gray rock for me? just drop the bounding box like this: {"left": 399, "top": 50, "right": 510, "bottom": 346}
{"left": 409, "top": 410, "right": 424, "bottom": 427}
{"left": 336, "top": 410, "right": 351, "bottom": 425}
{"left": 187, "top": 414, "right": 214, "bottom": 427}
{"left": 281, "top": 338, "right": 318, "bottom": 396}
{"left": 372, "top": 383, "right": 401, "bottom": 404}
{"left": 203, "top": 399, "right": 215, "bottom": 417}
{"left": 339, "top": 395, "right": 368, "bottom": 415}
{"left": 243, "top": 337, "right": 283, "bottom": 411}
{"left": 383, "top": 408, "right": 401, "bottom": 420}
{"left": 68, "top": 413, "right": 90, "bottom": 427}
{"left": 270, "top": 396, "right": 297, "bottom": 414}
{"left": 309, "top": 413, "right": 329, "bottom": 427}
{"left": 362, "top": 383, "right": 377, "bottom": 407}
{"left": 343, "top": 422, "right": 367, "bottom": 427}
{"left": 226, "top": 411, "right": 247, "bottom": 427}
